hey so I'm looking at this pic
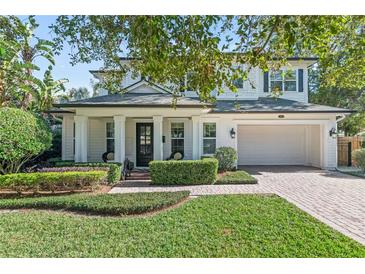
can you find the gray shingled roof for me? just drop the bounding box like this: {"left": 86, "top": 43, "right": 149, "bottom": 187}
{"left": 53, "top": 93, "right": 353, "bottom": 113}
{"left": 211, "top": 97, "right": 354, "bottom": 113}
{"left": 54, "top": 93, "right": 210, "bottom": 108}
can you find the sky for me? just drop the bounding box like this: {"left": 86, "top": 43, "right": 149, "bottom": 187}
{"left": 22, "top": 16, "right": 103, "bottom": 93}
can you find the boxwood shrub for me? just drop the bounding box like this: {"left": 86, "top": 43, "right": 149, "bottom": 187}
{"left": 149, "top": 158, "right": 218, "bottom": 185}
{"left": 0, "top": 171, "right": 107, "bottom": 193}
{"left": 54, "top": 162, "right": 122, "bottom": 184}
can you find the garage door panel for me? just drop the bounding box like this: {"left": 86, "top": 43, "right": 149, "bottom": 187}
{"left": 238, "top": 125, "right": 306, "bottom": 165}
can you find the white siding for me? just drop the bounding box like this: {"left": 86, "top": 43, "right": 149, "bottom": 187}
{"left": 87, "top": 118, "right": 108, "bottom": 162}
{"left": 307, "top": 125, "right": 321, "bottom": 167}
{"left": 324, "top": 119, "right": 338, "bottom": 169}
{"left": 62, "top": 115, "right": 74, "bottom": 161}
{"left": 217, "top": 66, "right": 309, "bottom": 103}
{"left": 125, "top": 118, "right": 135, "bottom": 163}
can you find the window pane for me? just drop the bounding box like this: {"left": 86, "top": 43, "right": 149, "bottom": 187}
{"left": 171, "top": 139, "right": 184, "bottom": 153}
{"left": 203, "top": 123, "right": 216, "bottom": 138}
{"left": 171, "top": 122, "right": 184, "bottom": 138}
{"left": 284, "top": 81, "right": 296, "bottom": 91}
{"left": 106, "top": 122, "right": 114, "bottom": 138}
{"left": 107, "top": 139, "right": 114, "bottom": 152}
{"left": 203, "top": 139, "right": 216, "bottom": 155}
{"left": 270, "top": 70, "right": 283, "bottom": 81}
{"left": 233, "top": 78, "right": 243, "bottom": 89}
{"left": 270, "top": 81, "right": 282, "bottom": 92}
{"left": 284, "top": 70, "right": 296, "bottom": 80}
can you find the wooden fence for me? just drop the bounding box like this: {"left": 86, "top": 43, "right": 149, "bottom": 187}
{"left": 337, "top": 136, "right": 364, "bottom": 166}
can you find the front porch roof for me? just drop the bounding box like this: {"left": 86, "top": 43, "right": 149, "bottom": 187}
{"left": 54, "top": 93, "right": 211, "bottom": 108}
{"left": 211, "top": 97, "right": 355, "bottom": 114}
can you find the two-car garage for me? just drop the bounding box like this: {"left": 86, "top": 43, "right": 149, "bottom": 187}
{"left": 237, "top": 125, "right": 321, "bottom": 167}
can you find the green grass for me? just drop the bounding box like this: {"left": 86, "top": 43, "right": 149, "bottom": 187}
{"left": 0, "top": 194, "right": 364, "bottom": 257}
{"left": 0, "top": 191, "right": 189, "bottom": 216}
{"left": 215, "top": 171, "right": 257, "bottom": 184}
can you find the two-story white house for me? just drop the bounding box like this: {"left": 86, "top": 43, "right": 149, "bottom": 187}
{"left": 53, "top": 57, "right": 353, "bottom": 169}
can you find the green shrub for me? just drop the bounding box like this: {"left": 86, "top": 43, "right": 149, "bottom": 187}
{"left": 149, "top": 158, "right": 218, "bottom": 185}
{"left": 55, "top": 161, "right": 122, "bottom": 184}
{"left": 0, "top": 191, "right": 190, "bottom": 216}
{"left": 215, "top": 171, "right": 257, "bottom": 184}
{"left": 214, "top": 146, "right": 237, "bottom": 171}
{"left": 0, "top": 171, "right": 107, "bottom": 193}
{"left": 352, "top": 149, "right": 365, "bottom": 172}
{"left": 0, "top": 108, "right": 52, "bottom": 174}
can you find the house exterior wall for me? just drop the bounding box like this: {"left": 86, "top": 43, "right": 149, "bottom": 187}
{"left": 61, "top": 110, "right": 339, "bottom": 169}
{"left": 62, "top": 115, "right": 74, "bottom": 161}
{"left": 109, "top": 60, "right": 312, "bottom": 103}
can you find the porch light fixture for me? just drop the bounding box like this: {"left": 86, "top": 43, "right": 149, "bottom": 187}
{"left": 329, "top": 127, "right": 337, "bottom": 138}
{"left": 230, "top": 128, "right": 236, "bottom": 139}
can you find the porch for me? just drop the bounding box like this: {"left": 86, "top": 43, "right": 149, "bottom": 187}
{"left": 61, "top": 114, "right": 203, "bottom": 166}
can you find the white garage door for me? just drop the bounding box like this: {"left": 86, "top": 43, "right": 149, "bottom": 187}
{"left": 237, "top": 125, "right": 306, "bottom": 165}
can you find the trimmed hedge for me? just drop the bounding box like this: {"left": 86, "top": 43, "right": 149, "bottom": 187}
{"left": 149, "top": 158, "right": 218, "bottom": 185}
{"left": 54, "top": 162, "right": 122, "bottom": 184}
{"left": 0, "top": 171, "right": 107, "bottom": 193}
{"left": 0, "top": 191, "right": 190, "bottom": 216}
{"left": 214, "top": 147, "right": 238, "bottom": 171}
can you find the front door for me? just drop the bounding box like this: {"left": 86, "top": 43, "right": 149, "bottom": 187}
{"left": 136, "top": 123, "right": 154, "bottom": 167}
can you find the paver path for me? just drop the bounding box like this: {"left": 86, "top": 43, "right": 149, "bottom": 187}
{"left": 110, "top": 166, "right": 365, "bottom": 245}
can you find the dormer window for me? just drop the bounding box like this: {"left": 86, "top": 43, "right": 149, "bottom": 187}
{"left": 270, "top": 69, "right": 297, "bottom": 92}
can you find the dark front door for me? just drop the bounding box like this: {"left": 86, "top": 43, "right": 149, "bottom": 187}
{"left": 136, "top": 123, "right": 154, "bottom": 167}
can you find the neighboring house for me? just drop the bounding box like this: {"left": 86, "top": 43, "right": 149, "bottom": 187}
{"left": 52, "top": 57, "right": 354, "bottom": 170}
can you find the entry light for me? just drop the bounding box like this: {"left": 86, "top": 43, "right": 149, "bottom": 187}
{"left": 230, "top": 128, "right": 236, "bottom": 139}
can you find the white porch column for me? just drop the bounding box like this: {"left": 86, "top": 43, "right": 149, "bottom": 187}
{"left": 153, "top": 115, "right": 163, "bottom": 160}
{"left": 113, "top": 115, "right": 126, "bottom": 163}
{"left": 191, "top": 116, "right": 200, "bottom": 160}
{"left": 74, "top": 115, "right": 88, "bottom": 162}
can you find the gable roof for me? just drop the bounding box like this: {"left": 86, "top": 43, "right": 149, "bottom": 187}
{"left": 211, "top": 97, "right": 354, "bottom": 114}
{"left": 124, "top": 79, "right": 172, "bottom": 94}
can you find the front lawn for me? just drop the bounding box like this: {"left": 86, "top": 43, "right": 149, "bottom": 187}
{"left": 215, "top": 171, "right": 257, "bottom": 184}
{"left": 0, "top": 191, "right": 189, "bottom": 216}
{"left": 0, "top": 194, "right": 364, "bottom": 257}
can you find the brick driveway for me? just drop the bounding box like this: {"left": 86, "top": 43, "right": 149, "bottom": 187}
{"left": 111, "top": 166, "right": 365, "bottom": 245}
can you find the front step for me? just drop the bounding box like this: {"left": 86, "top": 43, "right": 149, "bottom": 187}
{"left": 126, "top": 170, "right": 151, "bottom": 181}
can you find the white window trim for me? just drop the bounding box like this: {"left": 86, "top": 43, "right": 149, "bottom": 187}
{"left": 170, "top": 121, "right": 185, "bottom": 154}
{"left": 269, "top": 69, "right": 298, "bottom": 93}
{"left": 202, "top": 122, "right": 217, "bottom": 156}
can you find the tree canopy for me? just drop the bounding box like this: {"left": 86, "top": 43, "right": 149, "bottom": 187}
{"left": 0, "top": 16, "right": 67, "bottom": 111}
{"left": 0, "top": 107, "right": 52, "bottom": 174}
{"left": 52, "top": 16, "right": 365, "bottom": 101}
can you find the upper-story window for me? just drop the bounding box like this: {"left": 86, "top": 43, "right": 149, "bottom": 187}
{"left": 270, "top": 69, "right": 297, "bottom": 92}
{"left": 233, "top": 78, "right": 244, "bottom": 89}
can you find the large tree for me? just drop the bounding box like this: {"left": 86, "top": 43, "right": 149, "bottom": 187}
{"left": 0, "top": 16, "right": 66, "bottom": 111}
{"left": 52, "top": 16, "right": 365, "bottom": 101}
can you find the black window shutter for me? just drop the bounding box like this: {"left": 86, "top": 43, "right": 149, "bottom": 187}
{"left": 298, "top": 69, "right": 304, "bottom": 92}
{"left": 263, "top": 71, "right": 269, "bottom": 93}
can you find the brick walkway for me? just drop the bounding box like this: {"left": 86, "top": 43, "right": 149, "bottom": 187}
{"left": 110, "top": 166, "right": 365, "bottom": 245}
